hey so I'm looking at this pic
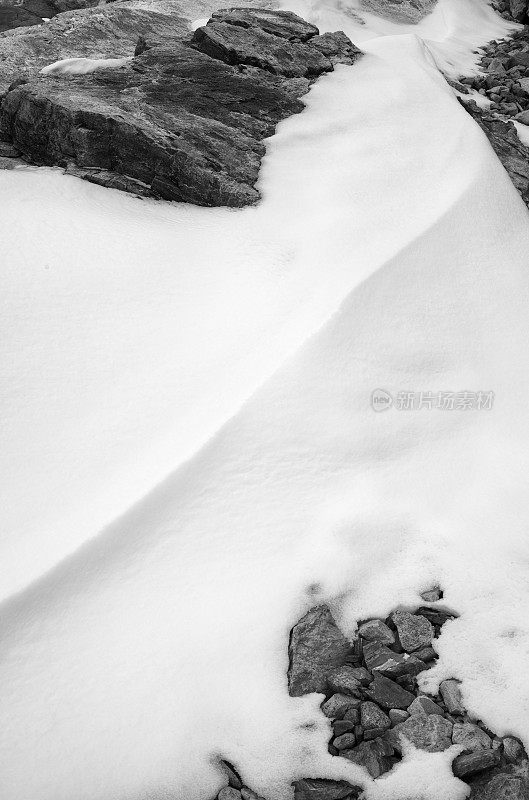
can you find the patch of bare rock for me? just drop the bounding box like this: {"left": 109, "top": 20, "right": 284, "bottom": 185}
{"left": 214, "top": 587, "right": 529, "bottom": 800}
{"left": 0, "top": 6, "right": 362, "bottom": 205}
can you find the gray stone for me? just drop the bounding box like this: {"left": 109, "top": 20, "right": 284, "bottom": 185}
{"left": 452, "top": 749, "right": 501, "bottom": 778}
{"left": 389, "top": 709, "right": 409, "bottom": 726}
{"left": 0, "top": 141, "right": 20, "bottom": 157}
{"left": 340, "top": 738, "right": 394, "bottom": 778}
{"left": 288, "top": 606, "right": 351, "bottom": 696}
{"left": 343, "top": 707, "right": 360, "bottom": 723}
{"left": 357, "top": 619, "right": 395, "bottom": 645}
{"left": 218, "top": 789, "right": 242, "bottom": 800}
{"left": 365, "top": 674, "right": 415, "bottom": 710}
{"left": 439, "top": 679, "right": 466, "bottom": 715}
{"left": 516, "top": 110, "right": 529, "bottom": 124}
{"left": 292, "top": 778, "right": 362, "bottom": 800}
{"left": 241, "top": 790, "right": 266, "bottom": 800}
{"left": 502, "top": 736, "right": 527, "bottom": 763}
{"left": 362, "top": 641, "right": 426, "bottom": 678}
{"left": 332, "top": 719, "right": 356, "bottom": 736}
{"left": 413, "top": 646, "right": 437, "bottom": 662}
{"left": 452, "top": 722, "right": 492, "bottom": 752}
{"left": 388, "top": 714, "right": 453, "bottom": 754}
{"left": 327, "top": 666, "right": 363, "bottom": 697}
{"left": 510, "top": 0, "right": 529, "bottom": 22}
{"left": 360, "top": 701, "right": 391, "bottom": 731}
{"left": 408, "top": 695, "right": 444, "bottom": 717}
{"left": 346, "top": 666, "right": 372, "bottom": 685}
{"left": 221, "top": 761, "right": 243, "bottom": 790}
{"left": 333, "top": 732, "right": 357, "bottom": 750}
{"left": 420, "top": 587, "right": 442, "bottom": 602}
{"left": 391, "top": 610, "right": 434, "bottom": 652}
{"left": 487, "top": 57, "right": 508, "bottom": 75}
{"left": 469, "top": 770, "right": 529, "bottom": 799}
{"left": 321, "top": 693, "right": 361, "bottom": 719}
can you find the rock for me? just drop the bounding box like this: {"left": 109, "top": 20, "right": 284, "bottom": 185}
{"left": 333, "top": 732, "right": 357, "bottom": 750}
{"left": 221, "top": 761, "right": 243, "bottom": 790}
{"left": 340, "top": 738, "right": 394, "bottom": 778}
{"left": 408, "top": 695, "right": 444, "bottom": 717}
{"left": 218, "top": 789, "right": 242, "bottom": 800}
{"left": 0, "top": 8, "right": 362, "bottom": 206}
{"left": 362, "top": 641, "right": 426, "bottom": 678}
{"left": 452, "top": 722, "right": 492, "bottom": 752}
{"left": 309, "top": 32, "right": 362, "bottom": 66}
{"left": 502, "top": 736, "right": 527, "bottom": 763}
{"left": 439, "top": 679, "right": 466, "bottom": 715}
{"left": 516, "top": 109, "right": 529, "bottom": 123}
{"left": 452, "top": 749, "right": 501, "bottom": 778}
{"left": 413, "top": 646, "right": 437, "bottom": 662}
{"left": 343, "top": 707, "right": 360, "bottom": 723}
{"left": 288, "top": 606, "right": 352, "bottom": 696}
{"left": 134, "top": 35, "right": 149, "bottom": 57}
{"left": 512, "top": 51, "right": 529, "bottom": 68}
{"left": 510, "top": 0, "right": 529, "bottom": 22}
{"left": 388, "top": 714, "right": 453, "bottom": 754}
{"left": 357, "top": 619, "right": 396, "bottom": 646}
{"left": 361, "top": 0, "right": 437, "bottom": 24}
{"left": 321, "top": 694, "right": 361, "bottom": 719}
{"left": 420, "top": 587, "right": 442, "bottom": 602}
{"left": 326, "top": 666, "right": 363, "bottom": 697}
{"left": 487, "top": 57, "right": 508, "bottom": 74}
{"left": 518, "top": 77, "right": 529, "bottom": 92}
{"left": 332, "top": 719, "right": 356, "bottom": 736}
{"left": 364, "top": 674, "right": 415, "bottom": 710}
{"left": 469, "top": 768, "right": 529, "bottom": 799}
{"left": 389, "top": 709, "right": 409, "bottom": 726}
{"left": 241, "top": 790, "right": 266, "bottom": 800}
{"left": 0, "top": 141, "right": 20, "bottom": 157}
{"left": 360, "top": 701, "right": 391, "bottom": 731}
{"left": 292, "top": 778, "right": 362, "bottom": 800}
{"left": 346, "top": 667, "right": 372, "bottom": 685}
{"left": 415, "top": 607, "right": 456, "bottom": 627}
{"left": 390, "top": 610, "right": 434, "bottom": 652}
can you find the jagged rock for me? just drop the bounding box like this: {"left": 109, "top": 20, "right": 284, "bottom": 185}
{"left": 439, "top": 679, "right": 466, "bottom": 716}
{"left": 362, "top": 641, "right": 426, "bottom": 678}
{"left": 340, "top": 738, "right": 394, "bottom": 778}
{"left": 309, "top": 32, "right": 362, "bottom": 66}
{"left": 218, "top": 788, "right": 242, "bottom": 800}
{"left": 469, "top": 766, "right": 529, "bottom": 799}
{"left": 408, "top": 695, "right": 444, "bottom": 717}
{"left": 345, "top": 666, "right": 372, "bottom": 685}
{"left": 0, "top": 141, "right": 20, "bottom": 157}
{"left": 452, "top": 749, "right": 501, "bottom": 778}
{"left": 452, "top": 722, "right": 492, "bottom": 752}
{"left": 502, "top": 736, "right": 527, "bottom": 763}
{"left": 343, "top": 707, "right": 360, "bottom": 723}
{"left": 327, "top": 666, "right": 363, "bottom": 697}
{"left": 292, "top": 778, "right": 362, "bottom": 800}
{"left": 364, "top": 674, "right": 415, "bottom": 710}
{"left": 357, "top": 619, "right": 395, "bottom": 646}
{"left": 241, "top": 789, "right": 266, "bottom": 800}
{"left": 361, "top": 0, "right": 437, "bottom": 24}
{"left": 510, "top": 0, "right": 529, "bottom": 22}
{"left": 388, "top": 714, "right": 453, "bottom": 754}
{"left": 333, "top": 719, "right": 356, "bottom": 736}
{"left": 420, "top": 587, "right": 442, "bottom": 603}
{"left": 289, "top": 606, "right": 352, "bottom": 696}
{"left": 360, "top": 701, "right": 391, "bottom": 731}
{"left": 0, "top": 8, "right": 362, "bottom": 206}
{"left": 321, "top": 693, "right": 361, "bottom": 718}
{"left": 391, "top": 610, "right": 434, "bottom": 652}
{"left": 389, "top": 709, "right": 409, "bottom": 726}
{"left": 333, "top": 732, "right": 357, "bottom": 750}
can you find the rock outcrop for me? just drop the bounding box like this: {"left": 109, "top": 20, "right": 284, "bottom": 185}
{"left": 0, "top": 6, "right": 362, "bottom": 205}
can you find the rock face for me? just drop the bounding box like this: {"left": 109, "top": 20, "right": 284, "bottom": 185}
{"left": 0, "top": 0, "right": 97, "bottom": 34}
{"left": 0, "top": 7, "right": 362, "bottom": 206}
{"left": 288, "top": 605, "right": 352, "bottom": 696}
{"left": 361, "top": 0, "right": 437, "bottom": 24}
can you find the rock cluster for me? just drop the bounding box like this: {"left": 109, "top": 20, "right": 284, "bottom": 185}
{"left": 492, "top": 0, "right": 529, "bottom": 23}
{"left": 0, "top": 7, "right": 362, "bottom": 206}
{"left": 0, "top": 0, "right": 96, "bottom": 34}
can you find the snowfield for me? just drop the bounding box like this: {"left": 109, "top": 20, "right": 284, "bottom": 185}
{"left": 1, "top": 2, "right": 528, "bottom": 800}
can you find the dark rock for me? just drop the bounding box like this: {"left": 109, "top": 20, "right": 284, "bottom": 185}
{"left": 321, "top": 693, "right": 361, "bottom": 718}
{"left": 241, "top": 789, "right": 266, "bottom": 800}
{"left": 0, "top": 141, "right": 20, "bottom": 157}
{"left": 218, "top": 789, "right": 242, "bottom": 800}
{"left": 221, "top": 760, "right": 243, "bottom": 790}
{"left": 362, "top": 641, "right": 426, "bottom": 678}
{"left": 469, "top": 767, "right": 529, "bottom": 799}
{"left": 333, "top": 732, "right": 357, "bottom": 750}
{"left": 340, "top": 738, "right": 394, "bottom": 778}
{"left": 502, "top": 736, "right": 527, "bottom": 763}
{"left": 415, "top": 607, "right": 456, "bottom": 627}
{"left": 388, "top": 709, "right": 409, "bottom": 726}
{"left": 364, "top": 674, "right": 415, "bottom": 710}
{"left": 357, "top": 619, "right": 395, "bottom": 646}
{"left": 345, "top": 666, "right": 372, "bottom": 685}
{"left": 332, "top": 719, "right": 356, "bottom": 736}
{"left": 292, "top": 778, "right": 362, "bottom": 800}
{"left": 288, "top": 606, "right": 352, "bottom": 696}
{"left": 439, "top": 679, "right": 466, "bottom": 716}
{"left": 510, "top": 0, "right": 529, "bottom": 23}
{"left": 452, "top": 722, "right": 492, "bottom": 752}
{"left": 134, "top": 35, "right": 149, "bottom": 57}
{"left": 388, "top": 714, "right": 453, "bottom": 754}
{"left": 390, "top": 610, "right": 434, "bottom": 652}
{"left": 360, "top": 701, "right": 391, "bottom": 731}
{"left": 413, "top": 646, "right": 436, "bottom": 662}
{"left": 408, "top": 695, "right": 444, "bottom": 717}
{"left": 309, "top": 32, "right": 362, "bottom": 66}
{"left": 343, "top": 707, "right": 361, "bottom": 723}
{"left": 327, "top": 666, "right": 363, "bottom": 697}
{"left": 452, "top": 749, "right": 501, "bottom": 778}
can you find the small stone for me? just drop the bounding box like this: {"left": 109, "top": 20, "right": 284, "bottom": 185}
{"left": 502, "top": 736, "right": 527, "bottom": 763}
{"left": 321, "top": 694, "right": 360, "bottom": 718}
{"left": 241, "top": 790, "right": 265, "bottom": 800}
{"left": 354, "top": 724, "right": 364, "bottom": 742}
{"left": 363, "top": 727, "right": 389, "bottom": 740}
{"left": 487, "top": 57, "right": 508, "bottom": 74}
{"left": 343, "top": 707, "right": 361, "bottom": 723}
{"left": 416, "top": 607, "right": 456, "bottom": 627}
{"left": 452, "top": 722, "right": 492, "bottom": 752}
{"left": 362, "top": 641, "right": 426, "bottom": 678}
{"left": 340, "top": 738, "right": 394, "bottom": 778}
{"left": 221, "top": 761, "right": 243, "bottom": 790}
{"left": 334, "top": 732, "right": 357, "bottom": 750}
{"left": 391, "top": 610, "right": 434, "bottom": 652}
{"left": 347, "top": 666, "right": 372, "bottom": 685}
{"left": 357, "top": 619, "right": 396, "bottom": 645}
{"left": 388, "top": 714, "right": 453, "bottom": 754}
{"left": 218, "top": 789, "right": 242, "bottom": 800}
{"left": 439, "top": 679, "right": 466, "bottom": 715}
{"left": 452, "top": 749, "right": 500, "bottom": 778}
{"left": 408, "top": 695, "right": 444, "bottom": 717}
{"left": 389, "top": 709, "right": 409, "bottom": 726}
{"left": 293, "top": 778, "right": 362, "bottom": 800}
{"left": 413, "top": 646, "right": 437, "bottom": 662}
{"left": 327, "top": 666, "right": 363, "bottom": 697}
{"left": 364, "top": 674, "right": 415, "bottom": 710}
{"left": 288, "top": 606, "right": 351, "bottom": 696}
{"left": 332, "top": 719, "right": 356, "bottom": 736}
{"left": 420, "top": 587, "right": 442, "bottom": 602}
{"left": 360, "top": 701, "right": 391, "bottom": 731}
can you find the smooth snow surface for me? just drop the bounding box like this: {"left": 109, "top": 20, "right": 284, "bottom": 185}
{"left": 1, "top": 3, "right": 529, "bottom": 800}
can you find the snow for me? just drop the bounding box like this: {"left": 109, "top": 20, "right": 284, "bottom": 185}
{"left": 1, "top": 2, "right": 529, "bottom": 800}
{"left": 41, "top": 57, "right": 133, "bottom": 75}
{"left": 514, "top": 119, "right": 529, "bottom": 146}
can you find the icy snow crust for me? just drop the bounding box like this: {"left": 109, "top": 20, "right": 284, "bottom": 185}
{"left": 1, "top": 3, "right": 528, "bottom": 800}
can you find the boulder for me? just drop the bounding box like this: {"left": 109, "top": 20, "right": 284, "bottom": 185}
{"left": 288, "top": 606, "right": 352, "bottom": 696}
